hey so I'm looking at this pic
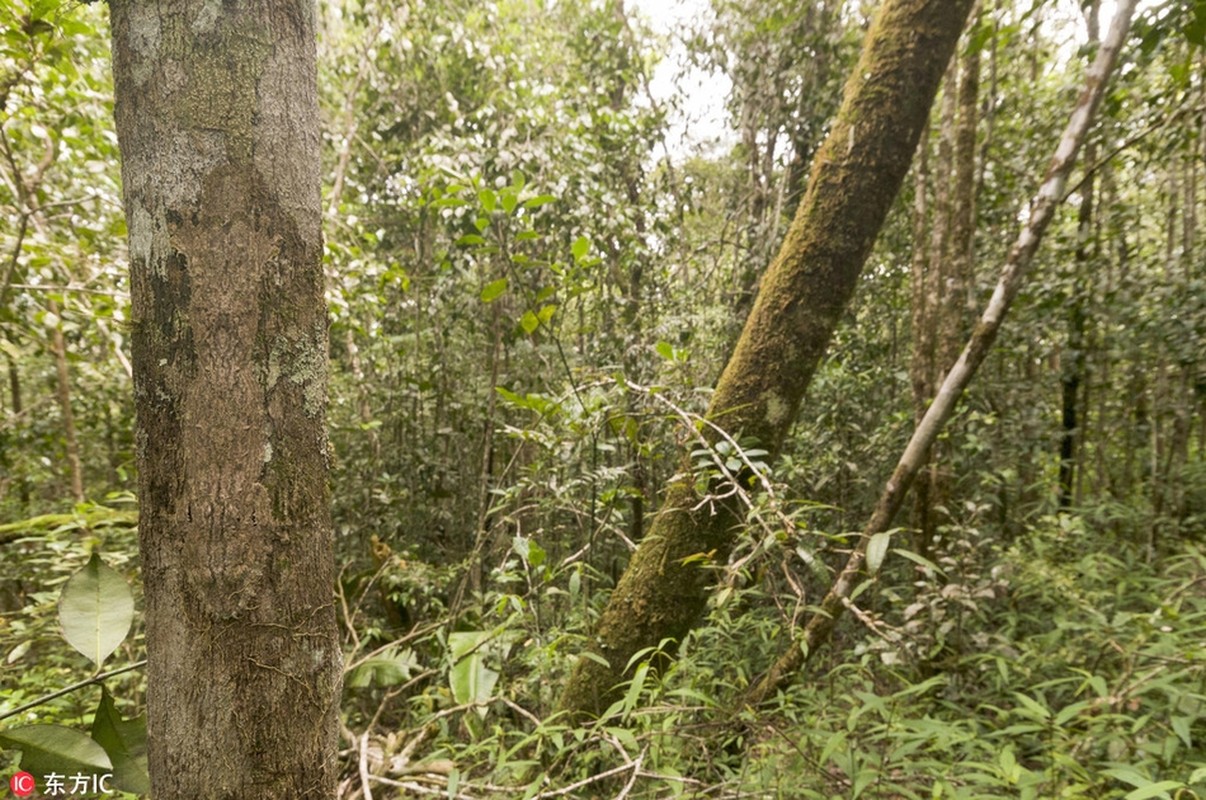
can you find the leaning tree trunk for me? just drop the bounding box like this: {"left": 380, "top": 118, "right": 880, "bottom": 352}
{"left": 747, "top": 0, "right": 1138, "bottom": 706}
{"left": 109, "top": 2, "right": 340, "bottom": 798}
{"left": 559, "top": 0, "right": 976, "bottom": 719}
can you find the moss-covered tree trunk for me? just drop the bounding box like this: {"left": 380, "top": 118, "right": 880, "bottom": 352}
{"left": 109, "top": 2, "right": 340, "bottom": 797}
{"left": 559, "top": 0, "right": 975, "bottom": 718}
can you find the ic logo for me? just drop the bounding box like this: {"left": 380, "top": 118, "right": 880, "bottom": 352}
{"left": 9, "top": 772, "right": 35, "bottom": 797}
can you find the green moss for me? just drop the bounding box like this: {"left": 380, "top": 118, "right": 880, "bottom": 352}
{"left": 178, "top": 35, "right": 271, "bottom": 162}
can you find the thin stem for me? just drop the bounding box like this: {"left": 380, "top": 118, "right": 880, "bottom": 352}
{"left": 0, "top": 659, "right": 147, "bottom": 723}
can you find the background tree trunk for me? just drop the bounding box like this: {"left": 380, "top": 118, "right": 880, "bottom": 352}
{"left": 558, "top": 0, "right": 976, "bottom": 719}
{"left": 47, "top": 297, "right": 84, "bottom": 503}
{"left": 1059, "top": 0, "right": 1098, "bottom": 511}
{"left": 911, "top": 29, "right": 979, "bottom": 552}
{"left": 109, "top": 2, "right": 340, "bottom": 797}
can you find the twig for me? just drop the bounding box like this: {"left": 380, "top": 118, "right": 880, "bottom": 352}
{"left": 529, "top": 760, "right": 639, "bottom": 799}
{"left": 357, "top": 729, "right": 374, "bottom": 800}
{"left": 0, "top": 659, "right": 147, "bottom": 723}
{"left": 613, "top": 747, "right": 645, "bottom": 800}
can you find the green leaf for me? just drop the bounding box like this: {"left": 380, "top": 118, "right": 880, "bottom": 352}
{"left": 1105, "top": 767, "right": 1152, "bottom": 788}
{"left": 456, "top": 234, "right": 485, "bottom": 246}
{"left": 1052, "top": 700, "right": 1092, "bottom": 727}
{"left": 448, "top": 631, "right": 506, "bottom": 717}
{"left": 656, "top": 341, "right": 674, "bottom": 360}
{"left": 536, "top": 304, "right": 556, "bottom": 325}
{"left": 519, "top": 309, "right": 540, "bottom": 334}
{"left": 478, "top": 189, "right": 497, "bottom": 213}
{"left": 1012, "top": 692, "right": 1051, "bottom": 720}
{"left": 865, "top": 532, "right": 890, "bottom": 575}
{"left": 998, "top": 746, "right": 1019, "bottom": 782}
{"left": 522, "top": 194, "right": 556, "bottom": 209}
{"left": 890, "top": 547, "right": 945, "bottom": 576}
{"left": 90, "top": 687, "right": 150, "bottom": 796}
{"left": 1124, "top": 781, "right": 1186, "bottom": 799}
{"left": 480, "top": 278, "right": 508, "bottom": 303}
{"left": 346, "top": 648, "right": 416, "bottom": 688}
{"left": 1171, "top": 715, "right": 1192, "bottom": 748}
{"left": 571, "top": 236, "right": 591, "bottom": 263}
{"left": 31, "top": 0, "right": 60, "bottom": 20}
{"left": 0, "top": 724, "right": 113, "bottom": 776}
{"left": 580, "top": 650, "right": 610, "bottom": 668}
{"left": 527, "top": 540, "right": 546, "bottom": 568}
{"left": 622, "top": 662, "right": 649, "bottom": 715}
{"left": 59, "top": 553, "right": 134, "bottom": 668}
{"left": 495, "top": 386, "right": 523, "bottom": 406}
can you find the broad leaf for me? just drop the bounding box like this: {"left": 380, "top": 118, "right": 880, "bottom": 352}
{"left": 345, "top": 648, "right": 416, "bottom": 689}
{"left": 571, "top": 235, "right": 590, "bottom": 262}
{"left": 0, "top": 724, "right": 112, "bottom": 776}
{"left": 1125, "top": 782, "right": 1187, "bottom": 800}
{"left": 865, "top": 532, "right": 891, "bottom": 576}
{"left": 59, "top": 553, "right": 134, "bottom": 668}
{"left": 480, "top": 278, "right": 508, "bottom": 303}
{"left": 448, "top": 631, "right": 506, "bottom": 718}
{"left": 90, "top": 687, "right": 149, "bottom": 796}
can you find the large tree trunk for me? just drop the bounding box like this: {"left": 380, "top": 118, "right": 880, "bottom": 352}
{"left": 109, "top": 2, "right": 340, "bottom": 798}
{"left": 559, "top": 0, "right": 975, "bottom": 719}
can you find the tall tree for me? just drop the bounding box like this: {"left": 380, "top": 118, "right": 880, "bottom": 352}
{"left": 108, "top": 2, "right": 340, "bottom": 797}
{"left": 910, "top": 23, "right": 980, "bottom": 549}
{"left": 1059, "top": 0, "right": 1099, "bottom": 511}
{"left": 559, "top": 0, "right": 976, "bottom": 718}
{"left": 749, "top": 0, "right": 1138, "bottom": 704}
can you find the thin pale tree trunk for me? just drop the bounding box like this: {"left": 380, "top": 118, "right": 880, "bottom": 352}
{"left": 47, "top": 297, "right": 84, "bottom": 503}
{"left": 748, "top": 0, "right": 1137, "bottom": 706}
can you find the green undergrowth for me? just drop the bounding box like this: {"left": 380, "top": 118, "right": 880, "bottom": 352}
{"left": 4, "top": 499, "right": 1203, "bottom": 798}
{"left": 334, "top": 511, "right": 1206, "bottom": 799}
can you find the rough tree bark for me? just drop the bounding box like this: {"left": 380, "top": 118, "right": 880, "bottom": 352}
{"left": 109, "top": 2, "right": 340, "bottom": 797}
{"left": 559, "top": 0, "right": 976, "bottom": 718}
